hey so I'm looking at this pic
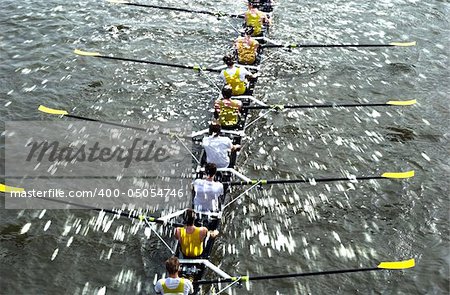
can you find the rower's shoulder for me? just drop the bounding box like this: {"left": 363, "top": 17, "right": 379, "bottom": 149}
{"left": 193, "top": 178, "right": 203, "bottom": 185}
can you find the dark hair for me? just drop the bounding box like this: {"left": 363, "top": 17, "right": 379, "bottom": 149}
{"left": 248, "top": 1, "right": 258, "bottom": 8}
{"left": 221, "top": 85, "right": 233, "bottom": 99}
{"left": 222, "top": 54, "right": 234, "bottom": 66}
{"left": 165, "top": 256, "right": 180, "bottom": 275}
{"left": 209, "top": 123, "right": 221, "bottom": 136}
{"left": 184, "top": 208, "right": 196, "bottom": 226}
{"left": 205, "top": 163, "right": 217, "bottom": 177}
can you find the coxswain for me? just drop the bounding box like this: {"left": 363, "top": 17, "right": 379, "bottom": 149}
{"left": 214, "top": 85, "right": 242, "bottom": 128}
{"left": 174, "top": 209, "right": 218, "bottom": 258}
{"left": 193, "top": 163, "right": 224, "bottom": 212}
{"left": 154, "top": 256, "right": 194, "bottom": 295}
{"left": 219, "top": 54, "right": 256, "bottom": 96}
{"left": 202, "top": 123, "right": 241, "bottom": 169}
{"left": 245, "top": 1, "right": 270, "bottom": 37}
{"left": 234, "top": 26, "right": 260, "bottom": 65}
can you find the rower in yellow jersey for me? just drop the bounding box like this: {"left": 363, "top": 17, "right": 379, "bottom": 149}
{"left": 245, "top": 0, "right": 270, "bottom": 37}
{"left": 214, "top": 85, "right": 242, "bottom": 128}
{"left": 154, "top": 257, "right": 194, "bottom": 295}
{"left": 219, "top": 54, "right": 256, "bottom": 96}
{"left": 234, "top": 26, "right": 260, "bottom": 65}
{"left": 174, "top": 209, "right": 218, "bottom": 258}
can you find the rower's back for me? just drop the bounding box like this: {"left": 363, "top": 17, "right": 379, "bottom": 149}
{"left": 175, "top": 209, "right": 207, "bottom": 258}
{"left": 193, "top": 163, "right": 224, "bottom": 212}
{"left": 215, "top": 85, "right": 242, "bottom": 128}
{"left": 202, "top": 123, "right": 233, "bottom": 168}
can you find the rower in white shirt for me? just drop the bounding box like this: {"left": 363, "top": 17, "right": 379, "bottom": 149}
{"left": 193, "top": 163, "right": 224, "bottom": 212}
{"left": 201, "top": 123, "right": 241, "bottom": 169}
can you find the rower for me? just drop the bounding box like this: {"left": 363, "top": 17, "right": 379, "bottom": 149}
{"left": 154, "top": 256, "right": 194, "bottom": 295}
{"left": 193, "top": 163, "right": 224, "bottom": 212}
{"left": 234, "top": 26, "right": 260, "bottom": 65}
{"left": 219, "top": 54, "right": 256, "bottom": 96}
{"left": 245, "top": 0, "right": 270, "bottom": 37}
{"left": 174, "top": 209, "right": 218, "bottom": 258}
{"left": 202, "top": 123, "right": 241, "bottom": 169}
{"left": 214, "top": 85, "right": 242, "bottom": 128}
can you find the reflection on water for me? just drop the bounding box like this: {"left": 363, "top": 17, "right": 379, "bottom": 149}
{"left": 1, "top": 0, "right": 449, "bottom": 294}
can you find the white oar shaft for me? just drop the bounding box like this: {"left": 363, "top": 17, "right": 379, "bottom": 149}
{"left": 173, "top": 133, "right": 200, "bottom": 164}
{"left": 223, "top": 17, "right": 240, "bottom": 34}
{"left": 199, "top": 68, "right": 221, "bottom": 93}
{"left": 144, "top": 219, "right": 175, "bottom": 254}
{"left": 216, "top": 278, "right": 242, "bottom": 294}
{"left": 244, "top": 109, "right": 273, "bottom": 130}
{"left": 222, "top": 181, "right": 261, "bottom": 210}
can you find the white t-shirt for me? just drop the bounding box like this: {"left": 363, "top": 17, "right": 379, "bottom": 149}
{"left": 219, "top": 65, "right": 251, "bottom": 84}
{"left": 193, "top": 179, "right": 224, "bottom": 212}
{"left": 202, "top": 136, "right": 232, "bottom": 168}
{"left": 154, "top": 277, "right": 193, "bottom": 295}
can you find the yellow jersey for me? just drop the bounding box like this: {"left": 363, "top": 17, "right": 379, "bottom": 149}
{"left": 215, "top": 99, "right": 241, "bottom": 127}
{"left": 236, "top": 37, "right": 259, "bottom": 65}
{"left": 161, "top": 278, "right": 185, "bottom": 294}
{"left": 245, "top": 10, "right": 265, "bottom": 36}
{"left": 180, "top": 227, "right": 203, "bottom": 257}
{"left": 223, "top": 67, "right": 246, "bottom": 96}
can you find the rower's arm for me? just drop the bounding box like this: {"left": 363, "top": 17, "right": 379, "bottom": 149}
{"left": 154, "top": 279, "right": 164, "bottom": 294}
{"left": 208, "top": 229, "right": 219, "bottom": 239}
{"left": 174, "top": 228, "right": 180, "bottom": 241}
{"left": 219, "top": 71, "right": 226, "bottom": 84}
{"left": 237, "top": 100, "right": 243, "bottom": 110}
{"left": 200, "top": 227, "right": 209, "bottom": 240}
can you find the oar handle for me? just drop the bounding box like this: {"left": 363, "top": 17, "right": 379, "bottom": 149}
{"left": 263, "top": 44, "right": 397, "bottom": 49}
{"left": 226, "top": 176, "right": 385, "bottom": 186}
{"left": 244, "top": 103, "right": 392, "bottom": 110}
{"left": 195, "top": 267, "right": 380, "bottom": 284}
{"left": 32, "top": 194, "right": 184, "bottom": 227}
{"left": 117, "top": 2, "right": 244, "bottom": 18}
{"left": 92, "top": 54, "right": 221, "bottom": 73}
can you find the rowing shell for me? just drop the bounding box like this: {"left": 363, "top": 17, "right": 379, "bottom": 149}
{"left": 173, "top": 4, "right": 276, "bottom": 295}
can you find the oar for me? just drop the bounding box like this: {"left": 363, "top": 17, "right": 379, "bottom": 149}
{"left": 107, "top": 0, "right": 244, "bottom": 18}
{"left": 38, "top": 105, "right": 159, "bottom": 133}
{"left": 244, "top": 99, "right": 417, "bottom": 110}
{"left": 226, "top": 170, "right": 414, "bottom": 186}
{"left": 0, "top": 183, "right": 184, "bottom": 227}
{"left": 38, "top": 105, "right": 192, "bottom": 140}
{"left": 195, "top": 259, "right": 415, "bottom": 284}
{"left": 0, "top": 183, "right": 24, "bottom": 193}
{"left": 74, "top": 49, "right": 221, "bottom": 73}
{"left": 263, "top": 41, "right": 417, "bottom": 49}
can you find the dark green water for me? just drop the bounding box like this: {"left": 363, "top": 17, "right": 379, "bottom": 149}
{"left": 1, "top": 0, "right": 448, "bottom": 294}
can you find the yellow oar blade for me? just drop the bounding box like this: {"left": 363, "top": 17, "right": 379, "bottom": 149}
{"left": 38, "top": 105, "right": 69, "bottom": 115}
{"left": 387, "top": 99, "right": 417, "bottom": 106}
{"left": 74, "top": 49, "right": 101, "bottom": 57}
{"left": 389, "top": 41, "right": 416, "bottom": 47}
{"left": 378, "top": 258, "right": 415, "bottom": 270}
{"left": 0, "top": 184, "right": 24, "bottom": 193}
{"left": 381, "top": 170, "right": 415, "bottom": 179}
